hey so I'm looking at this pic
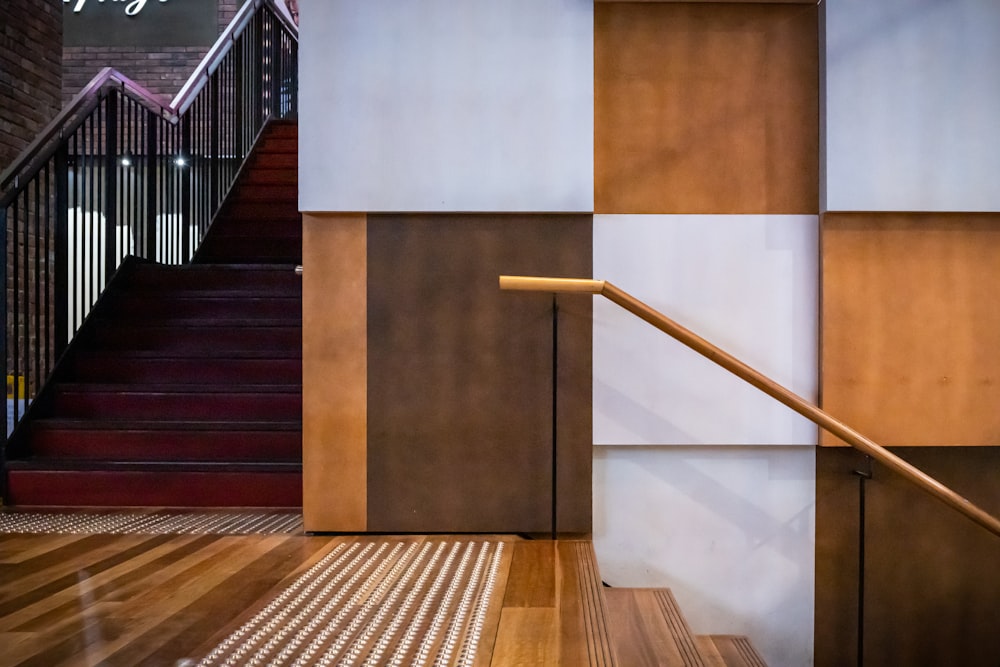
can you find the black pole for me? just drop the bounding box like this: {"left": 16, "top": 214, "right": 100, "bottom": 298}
{"left": 853, "top": 455, "right": 873, "bottom": 667}
{"left": 551, "top": 296, "right": 559, "bottom": 541}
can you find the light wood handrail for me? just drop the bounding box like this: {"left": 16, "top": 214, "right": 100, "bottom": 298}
{"left": 500, "top": 275, "right": 1000, "bottom": 539}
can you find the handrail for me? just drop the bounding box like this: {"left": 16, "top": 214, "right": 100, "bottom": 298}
{"left": 171, "top": 0, "right": 298, "bottom": 116}
{"left": 0, "top": 68, "right": 171, "bottom": 194}
{"left": 499, "top": 274, "right": 1000, "bottom": 539}
{"left": 1, "top": 0, "right": 296, "bottom": 195}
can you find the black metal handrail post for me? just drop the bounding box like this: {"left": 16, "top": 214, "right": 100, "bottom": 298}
{"left": 104, "top": 91, "right": 119, "bottom": 281}
{"left": 853, "top": 456, "right": 873, "bottom": 667}
{"left": 144, "top": 114, "right": 158, "bottom": 259}
{"left": 53, "top": 145, "right": 69, "bottom": 358}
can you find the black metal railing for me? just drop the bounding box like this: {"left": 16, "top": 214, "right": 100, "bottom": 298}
{"left": 0, "top": 0, "right": 296, "bottom": 449}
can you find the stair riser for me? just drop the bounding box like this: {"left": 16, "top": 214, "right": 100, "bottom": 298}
{"left": 53, "top": 392, "right": 301, "bottom": 420}
{"left": 206, "top": 219, "right": 303, "bottom": 238}
{"left": 86, "top": 326, "right": 302, "bottom": 353}
{"left": 243, "top": 169, "right": 297, "bottom": 186}
{"left": 71, "top": 358, "right": 302, "bottom": 384}
{"left": 31, "top": 429, "right": 301, "bottom": 462}
{"left": 224, "top": 201, "right": 300, "bottom": 219}
{"left": 234, "top": 184, "right": 297, "bottom": 201}
{"left": 113, "top": 297, "right": 300, "bottom": 319}
{"left": 128, "top": 268, "right": 301, "bottom": 292}
{"left": 7, "top": 470, "right": 303, "bottom": 507}
{"left": 195, "top": 239, "right": 301, "bottom": 263}
{"left": 255, "top": 137, "right": 297, "bottom": 153}
{"left": 249, "top": 153, "right": 296, "bottom": 169}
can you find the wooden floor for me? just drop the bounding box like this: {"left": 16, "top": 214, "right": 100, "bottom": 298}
{"left": 0, "top": 512, "right": 614, "bottom": 666}
{"left": 0, "top": 510, "right": 767, "bottom": 666}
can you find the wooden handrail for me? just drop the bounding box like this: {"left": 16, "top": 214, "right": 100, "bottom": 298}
{"left": 500, "top": 274, "right": 1000, "bottom": 539}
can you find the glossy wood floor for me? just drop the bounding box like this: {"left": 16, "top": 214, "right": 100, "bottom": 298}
{"left": 0, "top": 513, "right": 615, "bottom": 666}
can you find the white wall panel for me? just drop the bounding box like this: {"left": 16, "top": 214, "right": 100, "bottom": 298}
{"left": 825, "top": 0, "right": 1000, "bottom": 211}
{"left": 298, "top": 0, "right": 593, "bottom": 212}
{"left": 593, "top": 445, "right": 815, "bottom": 667}
{"left": 593, "top": 215, "right": 818, "bottom": 446}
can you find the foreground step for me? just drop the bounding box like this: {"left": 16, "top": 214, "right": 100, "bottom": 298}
{"left": 605, "top": 587, "right": 710, "bottom": 667}
{"left": 703, "top": 635, "right": 768, "bottom": 667}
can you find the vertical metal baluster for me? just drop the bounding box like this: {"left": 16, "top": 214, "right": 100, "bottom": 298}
{"left": 55, "top": 139, "right": 70, "bottom": 356}
{"left": 43, "top": 162, "right": 52, "bottom": 376}
{"left": 104, "top": 92, "right": 118, "bottom": 293}
{"left": 21, "top": 189, "right": 29, "bottom": 426}
{"left": 146, "top": 111, "right": 158, "bottom": 260}
{"left": 181, "top": 112, "right": 191, "bottom": 263}
{"left": 1, "top": 205, "right": 7, "bottom": 452}
{"left": 88, "top": 105, "right": 95, "bottom": 322}
{"left": 33, "top": 176, "right": 41, "bottom": 406}
{"left": 12, "top": 194, "right": 21, "bottom": 429}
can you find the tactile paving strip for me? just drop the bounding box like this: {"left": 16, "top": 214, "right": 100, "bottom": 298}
{"left": 0, "top": 511, "right": 303, "bottom": 534}
{"left": 197, "top": 538, "right": 506, "bottom": 667}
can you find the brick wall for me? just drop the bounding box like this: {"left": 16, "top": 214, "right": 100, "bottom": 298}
{"left": 0, "top": 0, "right": 62, "bottom": 173}
{"left": 62, "top": 0, "right": 242, "bottom": 104}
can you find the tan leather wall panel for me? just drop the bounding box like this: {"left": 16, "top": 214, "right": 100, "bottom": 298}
{"left": 815, "top": 446, "right": 1000, "bottom": 666}
{"left": 302, "top": 213, "right": 368, "bottom": 532}
{"left": 366, "top": 214, "right": 592, "bottom": 534}
{"left": 594, "top": 3, "right": 818, "bottom": 214}
{"left": 821, "top": 212, "right": 1000, "bottom": 446}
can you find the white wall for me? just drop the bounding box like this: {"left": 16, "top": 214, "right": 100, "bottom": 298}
{"left": 298, "top": 0, "right": 593, "bottom": 213}
{"left": 593, "top": 215, "right": 819, "bottom": 446}
{"left": 594, "top": 446, "right": 816, "bottom": 667}
{"left": 824, "top": 0, "right": 1000, "bottom": 211}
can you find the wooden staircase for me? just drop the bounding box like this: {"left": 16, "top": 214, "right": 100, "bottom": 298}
{"left": 3, "top": 121, "right": 302, "bottom": 508}
{"left": 604, "top": 587, "right": 768, "bottom": 667}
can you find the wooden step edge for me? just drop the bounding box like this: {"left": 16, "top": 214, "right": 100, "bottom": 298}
{"left": 706, "top": 635, "right": 768, "bottom": 667}
{"left": 604, "top": 587, "right": 709, "bottom": 667}
{"left": 694, "top": 636, "right": 729, "bottom": 667}
{"left": 564, "top": 541, "right": 619, "bottom": 667}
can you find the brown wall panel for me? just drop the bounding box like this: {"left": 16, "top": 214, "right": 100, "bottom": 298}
{"left": 816, "top": 446, "right": 1000, "bottom": 667}
{"left": 594, "top": 2, "right": 818, "bottom": 214}
{"left": 302, "top": 213, "right": 368, "bottom": 532}
{"left": 366, "top": 214, "right": 592, "bottom": 534}
{"left": 822, "top": 212, "right": 1000, "bottom": 446}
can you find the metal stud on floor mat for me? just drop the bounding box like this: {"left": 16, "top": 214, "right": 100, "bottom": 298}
{"left": 0, "top": 511, "right": 303, "bottom": 534}
{"left": 197, "top": 539, "right": 505, "bottom": 667}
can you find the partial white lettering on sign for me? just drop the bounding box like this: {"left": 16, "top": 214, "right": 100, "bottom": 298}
{"left": 65, "top": 0, "right": 170, "bottom": 17}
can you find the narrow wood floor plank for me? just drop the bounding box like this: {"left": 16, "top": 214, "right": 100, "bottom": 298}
{"left": 491, "top": 608, "right": 558, "bottom": 665}
{"left": 503, "top": 539, "right": 556, "bottom": 608}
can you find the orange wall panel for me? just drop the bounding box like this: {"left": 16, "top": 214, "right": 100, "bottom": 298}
{"left": 302, "top": 213, "right": 368, "bottom": 531}
{"left": 595, "top": 3, "right": 818, "bottom": 214}
{"left": 821, "top": 212, "right": 1000, "bottom": 446}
